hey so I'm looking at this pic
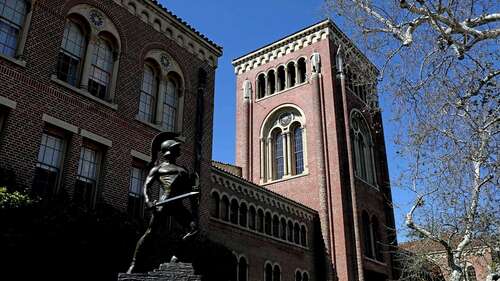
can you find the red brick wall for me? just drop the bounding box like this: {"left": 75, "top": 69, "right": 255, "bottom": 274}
{"left": 0, "top": 0, "right": 216, "bottom": 212}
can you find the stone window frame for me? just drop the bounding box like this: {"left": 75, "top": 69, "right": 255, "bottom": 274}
{"left": 350, "top": 110, "right": 378, "bottom": 188}
{"left": 51, "top": 4, "right": 122, "bottom": 109}
{"left": 135, "top": 49, "right": 185, "bottom": 134}
{"left": 255, "top": 56, "right": 308, "bottom": 100}
{"left": 0, "top": 0, "right": 35, "bottom": 67}
{"left": 362, "top": 211, "right": 385, "bottom": 263}
{"left": 260, "top": 105, "right": 309, "bottom": 184}
{"left": 32, "top": 128, "right": 68, "bottom": 199}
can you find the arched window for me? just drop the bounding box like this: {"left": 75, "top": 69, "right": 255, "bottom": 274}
{"left": 88, "top": 37, "right": 114, "bottom": 100}
{"left": 273, "top": 265, "right": 281, "bottom": 281}
{"left": 265, "top": 263, "right": 273, "bottom": 281}
{"left": 300, "top": 225, "right": 307, "bottom": 246}
{"left": 257, "top": 73, "right": 266, "bottom": 98}
{"left": 261, "top": 107, "right": 307, "bottom": 182}
{"left": 351, "top": 111, "right": 376, "bottom": 185}
{"left": 466, "top": 266, "right": 477, "bottom": 281}
{"left": 248, "top": 205, "right": 256, "bottom": 230}
{"left": 277, "top": 66, "right": 285, "bottom": 91}
{"left": 287, "top": 220, "right": 293, "bottom": 242}
{"left": 267, "top": 70, "right": 276, "bottom": 95}
{"left": 162, "top": 77, "right": 179, "bottom": 131}
{"left": 273, "top": 129, "right": 284, "bottom": 180}
{"left": 230, "top": 198, "right": 239, "bottom": 224}
{"left": 362, "top": 211, "right": 374, "bottom": 258}
{"left": 264, "top": 211, "right": 272, "bottom": 235}
{"left": 239, "top": 202, "right": 248, "bottom": 227}
{"left": 297, "top": 58, "right": 306, "bottom": 83}
{"left": 372, "top": 216, "right": 384, "bottom": 262}
{"left": 294, "top": 223, "right": 300, "bottom": 244}
{"left": 221, "top": 195, "right": 229, "bottom": 221}
{"left": 138, "top": 63, "right": 158, "bottom": 122}
{"left": 272, "top": 215, "right": 279, "bottom": 238}
{"left": 296, "top": 271, "right": 302, "bottom": 281}
{"left": 0, "top": 0, "right": 27, "bottom": 57}
{"left": 238, "top": 257, "right": 248, "bottom": 281}
{"left": 231, "top": 254, "right": 238, "bottom": 281}
{"left": 292, "top": 125, "right": 304, "bottom": 175}
{"left": 280, "top": 218, "right": 287, "bottom": 240}
{"left": 57, "top": 19, "right": 87, "bottom": 86}
{"left": 257, "top": 209, "right": 264, "bottom": 233}
{"left": 287, "top": 62, "right": 296, "bottom": 88}
{"left": 210, "top": 191, "right": 220, "bottom": 218}
{"left": 303, "top": 272, "right": 309, "bottom": 281}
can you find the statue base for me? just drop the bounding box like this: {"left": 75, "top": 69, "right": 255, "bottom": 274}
{"left": 118, "top": 263, "right": 201, "bottom": 281}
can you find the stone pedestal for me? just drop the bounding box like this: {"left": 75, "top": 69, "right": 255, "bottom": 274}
{"left": 118, "top": 263, "right": 201, "bottom": 281}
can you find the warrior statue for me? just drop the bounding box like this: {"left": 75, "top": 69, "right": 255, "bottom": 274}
{"left": 127, "top": 132, "right": 199, "bottom": 274}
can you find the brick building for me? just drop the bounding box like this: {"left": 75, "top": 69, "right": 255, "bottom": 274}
{"left": 0, "top": 1, "right": 397, "bottom": 280}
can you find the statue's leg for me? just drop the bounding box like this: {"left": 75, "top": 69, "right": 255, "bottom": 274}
{"left": 126, "top": 210, "right": 158, "bottom": 274}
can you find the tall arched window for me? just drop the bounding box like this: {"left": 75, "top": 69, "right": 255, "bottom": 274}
{"left": 296, "top": 271, "right": 302, "bottom": 281}
{"left": 280, "top": 218, "right": 287, "bottom": 240}
{"left": 265, "top": 263, "right": 273, "bottom": 281}
{"left": 273, "top": 129, "right": 284, "bottom": 180}
{"left": 293, "top": 125, "right": 304, "bottom": 175}
{"left": 267, "top": 70, "right": 276, "bottom": 95}
{"left": 272, "top": 215, "right": 280, "bottom": 238}
{"left": 162, "top": 77, "right": 179, "bottom": 131}
{"left": 88, "top": 37, "right": 114, "bottom": 100}
{"left": 57, "top": 19, "right": 87, "bottom": 86}
{"left": 297, "top": 57, "right": 306, "bottom": 83}
{"left": 300, "top": 225, "right": 307, "bottom": 246}
{"left": 265, "top": 211, "right": 272, "bottom": 235}
{"left": 362, "top": 211, "right": 374, "bottom": 258}
{"left": 221, "top": 195, "right": 229, "bottom": 221}
{"left": 257, "top": 209, "right": 264, "bottom": 233}
{"left": 239, "top": 202, "right": 247, "bottom": 227}
{"left": 238, "top": 257, "right": 248, "bottom": 281}
{"left": 230, "top": 198, "right": 239, "bottom": 224}
{"left": 287, "top": 220, "right": 293, "bottom": 242}
{"left": 273, "top": 265, "right": 281, "bottom": 281}
{"left": 303, "top": 272, "right": 309, "bottom": 281}
{"left": 372, "top": 216, "right": 384, "bottom": 261}
{"left": 210, "top": 191, "right": 220, "bottom": 218}
{"left": 294, "top": 222, "right": 300, "bottom": 244}
{"left": 277, "top": 66, "right": 285, "bottom": 91}
{"left": 0, "top": 0, "right": 27, "bottom": 57}
{"left": 257, "top": 73, "right": 266, "bottom": 98}
{"left": 261, "top": 107, "right": 307, "bottom": 182}
{"left": 248, "top": 205, "right": 256, "bottom": 230}
{"left": 138, "top": 64, "right": 158, "bottom": 122}
{"left": 351, "top": 111, "right": 376, "bottom": 185}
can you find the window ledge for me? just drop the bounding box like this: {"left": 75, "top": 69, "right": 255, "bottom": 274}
{"left": 134, "top": 116, "right": 184, "bottom": 139}
{"left": 209, "top": 217, "right": 309, "bottom": 250}
{"left": 0, "top": 53, "right": 26, "bottom": 67}
{"left": 261, "top": 171, "right": 309, "bottom": 186}
{"left": 355, "top": 176, "right": 379, "bottom": 191}
{"left": 50, "top": 75, "right": 118, "bottom": 111}
{"left": 255, "top": 81, "right": 308, "bottom": 102}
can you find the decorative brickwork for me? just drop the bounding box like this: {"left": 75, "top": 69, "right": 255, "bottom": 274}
{"left": 118, "top": 263, "right": 202, "bottom": 281}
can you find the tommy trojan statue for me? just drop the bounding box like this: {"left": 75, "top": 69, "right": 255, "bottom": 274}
{"left": 127, "top": 132, "right": 200, "bottom": 274}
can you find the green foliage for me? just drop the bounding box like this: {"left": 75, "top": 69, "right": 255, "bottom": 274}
{"left": 0, "top": 186, "right": 34, "bottom": 209}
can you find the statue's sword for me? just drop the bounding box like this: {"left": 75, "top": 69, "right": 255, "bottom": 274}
{"left": 152, "top": 191, "right": 200, "bottom": 208}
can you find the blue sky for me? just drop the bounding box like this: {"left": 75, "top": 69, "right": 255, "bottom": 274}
{"left": 162, "top": 0, "right": 413, "bottom": 241}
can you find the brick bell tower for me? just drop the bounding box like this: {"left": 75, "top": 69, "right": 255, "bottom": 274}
{"left": 232, "top": 20, "right": 397, "bottom": 281}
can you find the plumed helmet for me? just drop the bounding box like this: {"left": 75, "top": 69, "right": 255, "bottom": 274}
{"left": 160, "top": 139, "right": 181, "bottom": 156}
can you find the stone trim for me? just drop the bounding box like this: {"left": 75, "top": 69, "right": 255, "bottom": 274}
{"left": 131, "top": 149, "right": 151, "bottom": 163}
{"left": 232, "top": 19, "right": 378, "bottom": 76}
{"left": 112, "top": 0, "right": 221, "bottom": 67}
{"left": 0, "top": 53, "right": 27, "bottom": 68}
{"left": 80, "top": 129, "right": 112, "bottom": 147}
{"left": 0, "top": 96, "right": 17, "bottom": 109}
{"left": 42, "top": 114, "right": 78, "bottom": 134}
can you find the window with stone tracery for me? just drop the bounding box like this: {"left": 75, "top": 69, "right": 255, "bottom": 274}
{"left": 260, "top": 107, "right": 307, "bottom": 183}
{"left": 351, "top": 111, "right": 376, "bottom": 186}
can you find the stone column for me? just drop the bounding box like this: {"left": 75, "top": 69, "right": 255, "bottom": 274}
{"left": 285, "top": 131, "right": 292, "bottom": 176}
{"left": 266, "top": 137, "right": 273, "bottom": 181}
{"left": 260, "top": 138, "right": 265, "bottom": 183}
{"left": 264, "top": 74, "right": 268, "bottom": 97}
{"left": 275, "top": 72, "right": 279, "bottom": 92}
{"left": 295, "top": 63, "right": 299, "bottom": 84}
{"left": 80, "top": 34, "right": 97, "bottom": 90}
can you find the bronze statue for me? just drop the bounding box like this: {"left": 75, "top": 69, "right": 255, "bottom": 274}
{"left": 127, "top": 132, "right": 199, "bottom": 274}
